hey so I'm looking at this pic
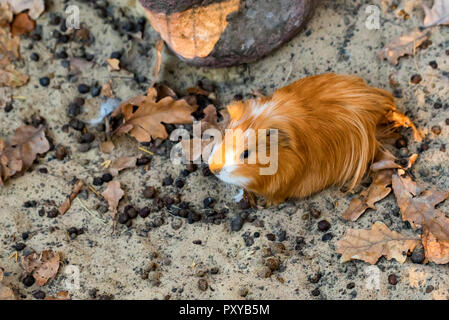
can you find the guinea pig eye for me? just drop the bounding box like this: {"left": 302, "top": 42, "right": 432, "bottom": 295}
{"left": 241, "top": 150, "right": 250, "bottom": 159}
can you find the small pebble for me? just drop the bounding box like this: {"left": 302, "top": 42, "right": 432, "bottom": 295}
{"left": 30, "top": 52, "right": 39, "bottom": 61}
{"left": 411, "top": 244, "right": 425, "bottom": 264}
{"left": 69, "top": 119, "right": 85, "bottom": 132}
{"left": 311, "top": 288, "right": 320, "bottom": 297}
{"left": 78, "top": 84, "right": 90, "bottom": 94}
{"left": 431, "top": 125, "right": 441, "bottom": 135}
{"left": 139, "top": 207, "right": 151, "bottom": 218}
{"left": 92, "top": 177, "right": 103, "bottom": 186}
{"left": 143, "top": 186, "right": 157, "bottom": 199}
{"left": 317, "top": 220, "right": 331, "bottom": 232}
{"left": 162, "top": 176, "right": 173, "bottom": 186}
{"left": 197, "top": 279, "right": 208, "bottom": 291}
{"left": 266, "top": 233, "right": 276, "bottom": 241}
{"left": 322, "top": 233, "right": 333, "bottom": 241}
{"left": 13, "top": 243, "right": 26, "bottom": 251}
{"left": 230, "top": 215, "right": 243, "bottom": 231}
{"left": 79, "top": 133, "right": 95, "bottom": 144}
{"left": 388, "top": 274, "right": 398, "bottom": 285}
{"left": 39, "top": 77, "right": 50, "bottom": 87}
{"left": 22, "top": 275, "right": 35, "bottom": 287}
{"left": 309, "top": 272, "right": 322, "bottom": 284}
{"left": 33, "top": 290, "right": 46, "bottom": 299}
{"left": 101, "top": 173, "right": 113, "bottom": 183}
{"left": 174, "top": 179, "right": 185, "bottom": 188}
{"left": 410, "top": 74, "right": 422, "bottom": 84}
{"left": 429, "top": 60, "right": 438, "bottom": 69}
{"left": 47, "top": 208, "right": 59, "bottom": 218}
{"left": 426, "top": 285, "right": 434, "bottom": 293}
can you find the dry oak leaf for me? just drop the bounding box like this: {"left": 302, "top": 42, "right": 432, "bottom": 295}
{"left": 0, "top": 28, "right": 20, "bottom": 60}
{"left": 337, "top": 221, "right": 419, "bottom": 264}
{"left": 422, "top": 229, "right": 449, "bottom": 264}
{"left": 0, "top": 0, "right": 45, "bottom": 20}
{"left": 179, "top": 104, "right": 230, "bottom": 162}
{"left": 107, "top": 58, "right": 120, "bottom": 71}
{"left": 344, "top": 151, "right": 418, "bottom": 221}
{"left": 11, "top": 12, "right": 35, "bottom": 36}
{"left": 392, "top": 172, "right": 449, "bottom": 242}
{"left": 0, "top": 125, "right": 49, "bottom": 185}
{"left": 102, "top": 181, "right": 124, "bottom": 214}
{"left": 112, "top": 87, "right": 197, "bottom": 143}
{"left": 108, "top": 156, "right": 137, "bottom": 176}
{"left": 0, "top": 57, "right": 29, "bottom": 87}
{"left": 422, "top": 0, "right": 449, "bottom": 27}
{"left": 377, "top": 30, "right": 431, "bottom": 66}
{"left": 0, "top": 268, "right": 15, "bottom": 300}
{"left": 20, "top": 250, "right": 61, "bottom": 286}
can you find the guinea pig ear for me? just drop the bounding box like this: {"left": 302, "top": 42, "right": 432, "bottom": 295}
{"left": 227, "top": 101, "right": 244, "bottom": 121}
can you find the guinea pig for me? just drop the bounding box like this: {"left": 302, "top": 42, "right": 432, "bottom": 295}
{"left": 207, "top": 73, "right": 419, "bottom": 205}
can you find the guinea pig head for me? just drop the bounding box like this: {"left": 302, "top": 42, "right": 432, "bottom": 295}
{"left": 207, "top": 99, "right": 298, "bottom": 200}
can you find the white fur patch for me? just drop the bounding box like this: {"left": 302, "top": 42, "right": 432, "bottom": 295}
{"left": 250, "top": 100, "right": 276, "bottom": 120}
{"left": 234, "top": 189, "right": 244, "bottom": 202}
{"left": 216, "top": 166, "right": 250, "bottom": 187}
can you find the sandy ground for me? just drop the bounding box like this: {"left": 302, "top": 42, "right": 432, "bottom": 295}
{"left": 1, "top": 0, "right": 449, "bottom": 300}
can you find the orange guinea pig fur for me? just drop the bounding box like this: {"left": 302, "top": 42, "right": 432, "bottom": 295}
{"left": 207, "top": 73, "right": 420, "bottom": 205}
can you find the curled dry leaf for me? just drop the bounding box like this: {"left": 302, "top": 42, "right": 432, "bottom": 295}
{"left": 422, "top": 0, "right": 449, "bottom": 27}
{"left": 107, "top": 58, "right": 120, "bottom": 71}
{"left": 112, "top": 87, "right": 197, "bottom": 143}
{"left": 0, "top": 125, "right": 50, "bottom": 186}
{"left": 58, "top": 179, "right": 84, "bottom": 215}
{"left": 0, "top": 0, "right": 45, "bottom": 20}
{"left": 151, "top": 39, "right": 164, "bottom": 87}
{"left": 344, "top": 151, "right": 417, "bottom": 221}
{"left": 0, "top": 268, "right": 15, "bottom": 300}
{"left": 392, "top": 172, "right": 449, "bottom": 242}
{"left": 0, "top": 57, "right": 29, "bottom": 87}
{"left": 101, "top": 82, "right": 114, "bottom": 98}
{"left": 377, "top": 30, "right": 431, "bottom": 66}
{"left": 11, "top": 12, "right": 35, "bottom": 36}
{"left": 108, "top": 156, "right": 137, "bottom": 176}
{"left": 20, "top": 250, "right": 61, "bottom": 286}
{"left": 337, "top": 221, "right": 419, "bottom": 264}
{"left": 102, "top": 181, "right": 124, "bottom": 214}
{"left": 179, "top": 104, "right": 230, "bottom": 162}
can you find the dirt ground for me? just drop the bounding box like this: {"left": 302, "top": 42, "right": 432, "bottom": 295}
{"left": 1, "top": 0, "right": 449, "bottom": 300}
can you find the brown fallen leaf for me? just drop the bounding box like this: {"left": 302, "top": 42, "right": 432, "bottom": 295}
{"left": 102, "top": 181, "right": 124, "bottom": 214}
{"left": 0, "top": 57, "right": 29, "bottom": 87}
{"left": 343, "top": 169, "right": 394, "bottom": 222}
{"left": 112, "top": 87, "right": 197, "bottom": 143}
{"left": 377, "top": 30, "right": 431, "bottom": 66}
{"left": 0, "top": 0, "right": 45, "bottom": 20}
{"left": 20, "top": 250, "right": 61, "bottom": 286}
{"left": 107, "top": 58, "right": 120, "bottom": 71}
{"left": 0, "top": 27, "right": 20, "bottom": 60}
{"left": 392, "top": 172, "right": 449, "bottom": 242}
{"left": 0, "top": 2, "right": 12, "bottom": 27}
{"left": 0, "top": 268, "right": 15, "bottom": 300}
{"left": 101, "top": 82, "right": 114, "bottom": 98}
{"left": 45, "top": 291, "right": 69, "bottom": 300}
{"left": 58, "top": 179, "right": 84, "bottom": 215}
{"left": 0, "top": 125, "right": 50, "bottom": 185}
{"left": 422, "top": 229, "right": 449, "bottom": 264}
{"left": 343, "top": 151, "right": 418, "bottom": 221}
{"left": 337, "top": 221, "right": 419, "bottom": 264}
{"left": 422, "top": 0, "right": 449, "bottom": 27}
{"left": 108, "top": 156, "right": 137, "bottom": 176}
{"left": 179, "top": 104, "right": 230, "bottom": 162}
{"left": 11, "top": 12, "right": 35, "bottom": 36}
